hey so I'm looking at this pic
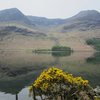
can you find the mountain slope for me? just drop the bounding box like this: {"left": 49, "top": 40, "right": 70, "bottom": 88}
{"left": 0, "top": 26, "right": 46, "bottom": 37}
{"left": 27, "top": 10, "right": 100, "bottom": 32}
{"left": 27, "top": 16, "right": 65, "bottom": 27}
{"left": 0, "top": 8, "right": 100, "bottom": 32}
{"left": 0, "top": 8, "right": 34, "bottom": 26}
{"left": 69, "top": 10, "right": 100, "bottom": 21}
{"left": 57, "top": 10, "right": 100, "bottom": 32}
{"left": 0, "top": 8, "right": 100, "bottom": 51}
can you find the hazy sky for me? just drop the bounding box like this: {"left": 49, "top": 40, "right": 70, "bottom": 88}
{"left": 0, "top": 0, "right": 100, "bottom": 18}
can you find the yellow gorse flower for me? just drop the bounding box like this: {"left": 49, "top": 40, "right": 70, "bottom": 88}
{"left": 94, "top": 96, "right": 100, "bottom": 100}
{"left": 29, "top": 67, "right": 89, "bottom": 92}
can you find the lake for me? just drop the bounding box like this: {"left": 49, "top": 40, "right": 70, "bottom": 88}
{"left": 0, "top": 50, "right": 100, "bottom": 100}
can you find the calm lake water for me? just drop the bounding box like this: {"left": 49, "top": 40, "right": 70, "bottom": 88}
{"left": 0, "top": 50, "right": 100, "bottom": 100}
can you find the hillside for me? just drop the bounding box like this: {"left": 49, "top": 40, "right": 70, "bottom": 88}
{"left": 0, "top": 8, "right": 100, "bottom": 51}
{"left": 0, "top": 8, "right": 100, "bottom": 31}
{"left": 0, "top": 8, "right": 34, "bottom": 26}
{"left": 54, "top": 10, "right": 100, "bottom": 32}
{"left": 27, "top": 16, "right": 65, "bottom": 27}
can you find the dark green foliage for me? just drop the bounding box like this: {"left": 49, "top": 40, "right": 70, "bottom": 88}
{"left": 86, "top": 38, "right": 100, "bottom": 45}
{"left": 51, "top": 46, "right": 72, "bottom": 57}
{"left": 86, "top": 38, "right": 100, "bottom": 51}
{"left": 52, "top": 45, "right": 71, "bottom": 51}
{"left": 86, "top": 52, "right": 100, "bottom": 64}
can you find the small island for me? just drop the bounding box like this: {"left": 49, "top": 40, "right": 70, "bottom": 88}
{"left": 33, "top": 45, "right": 72, "bottom": 57}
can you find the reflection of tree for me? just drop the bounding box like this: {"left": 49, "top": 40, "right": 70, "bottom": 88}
{"left": 52, "top": 51, "right": 71, "bottom": 57}
{"left": 86, "top": 52, "right": 100, "bottom": 64}
{"left": 52, "top": 51, "right": 71, "bottom": 66}
{"left": 53, "top": 56, "right": 60, "bottom": 65}
{"left": 16, "top": 94, "right": 18, "bottom": 100}
{"left": 51, "top": 51, "right": 72, "bottom": 67}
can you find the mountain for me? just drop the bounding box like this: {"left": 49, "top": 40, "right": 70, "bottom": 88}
{"left": 1, "top": 8, "right": 100, "bottom": 80}
{"left": 0, "top": 8, "right": 100, "bottom": 51}
{"left": 0, "top": 8, "right": 47, "bottom": 46}
{"left": 58, "top": 10, "right": 100, "bottom": 32}
{"left": 0, "top": 8, "right": 34, "bottom": 26}
{"left": 0, "top": 8, "right": 100, "bottom": 32}
{"left": 70, "top": 10, "right": 100, "bottom": 21}
{"left": 27, "top": 10, "right": 100, "bottom": 32}
{"left": 27, "top": 16, "right": 65, "bottom": 27}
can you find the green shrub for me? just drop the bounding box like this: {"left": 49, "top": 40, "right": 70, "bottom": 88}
{"left": 52, "top": 45, "right": 71, "bottom": 51}
{"left": 86, "top": 38, "right": 100, "bottom": 51}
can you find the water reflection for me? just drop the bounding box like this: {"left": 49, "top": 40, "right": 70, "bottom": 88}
{"left": 34, "top": 51, "right": 72, "bottom": 57}
{"left": 52, "top": 51, "right": 72, "bottom": 57}
{"left": 0, "top": 50, "right": 100, "bottom": 100}
{"left": 16, "top": 94, "right": 18, "bottom": 100}
{"left": 0, "top": 70, "right": 42, "bottom": 94}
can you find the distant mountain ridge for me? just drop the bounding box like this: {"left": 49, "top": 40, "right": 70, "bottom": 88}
{"left": 0, "top": 8, "right": 34, "bottom": 26}
{"left": 57, "top": 10, "right": 100, "bottom": 32}
{"left": 0, "top": 8, "right": 100, "bottom": 51}
{"left": 0, "top": 8, "right": 100, "bottom": 32}
{"left": 27, "top": 10, "right": 100, "bottom": 32}
{"left": 27, "top": 16, "right": 65, "bottom": 27}
{"left": 69, "top": 10, "right": 100, "bottom": 20}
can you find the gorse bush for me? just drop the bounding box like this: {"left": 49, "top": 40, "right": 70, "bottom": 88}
{"left": 29, "top": 67, "right": 100, "bottom": 100}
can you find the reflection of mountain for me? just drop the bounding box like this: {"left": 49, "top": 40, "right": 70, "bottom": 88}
{"left": 86, "top": 52, "right": 100, "bottom": 64}
{"left": 0, "top": 51, "right": 100, "bottom": 94}
{"left": 0, "top": 70, "right": 42, "bottom": 94}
